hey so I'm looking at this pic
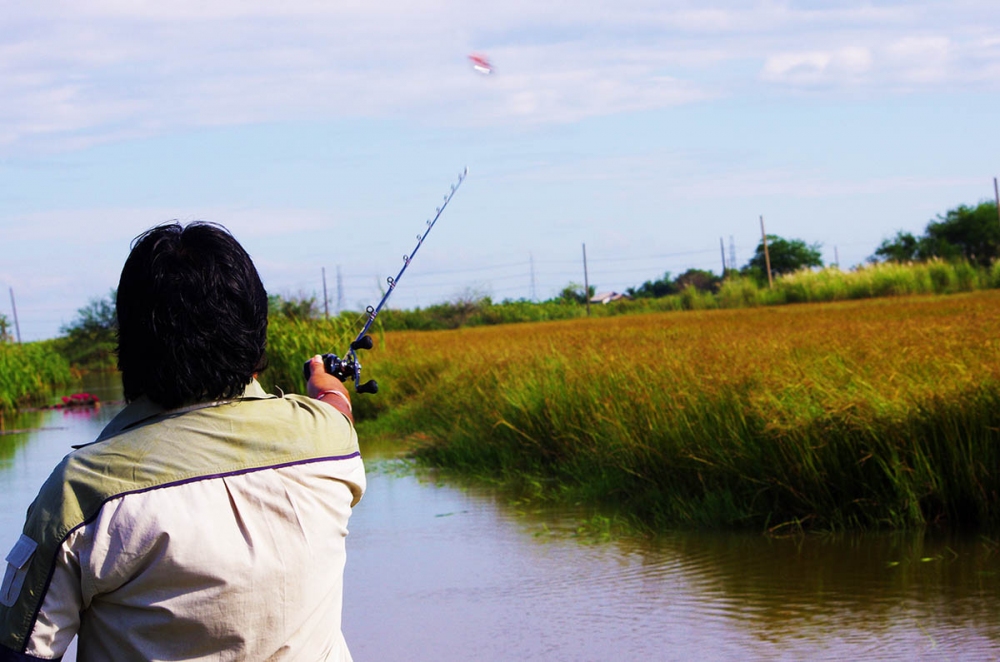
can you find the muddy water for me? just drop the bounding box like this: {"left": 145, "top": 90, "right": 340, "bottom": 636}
{"left": 1, "top": 379, "right": 998, "bottom": 661}
{"left": 346, "top": 450, "right": 999, "bottom": 661}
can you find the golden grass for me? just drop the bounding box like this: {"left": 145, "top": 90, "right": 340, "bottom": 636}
{"left": 266, "top": 291, "right": 1000, "bottom": 531}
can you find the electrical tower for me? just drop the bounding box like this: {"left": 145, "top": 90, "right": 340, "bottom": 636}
{"left": 336, "top": 266, "right": 344, "bottom": 315}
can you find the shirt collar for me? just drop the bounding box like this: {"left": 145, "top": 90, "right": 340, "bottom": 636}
{"left": 89, "top": 378, "right": 276, "bottom": 445}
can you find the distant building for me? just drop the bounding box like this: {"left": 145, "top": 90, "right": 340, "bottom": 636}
{"left": 589, "top": 291, "right": 630, "bottom": 304}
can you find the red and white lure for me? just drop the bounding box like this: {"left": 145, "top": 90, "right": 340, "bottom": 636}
{"left": 468, "top": 53, "right": 494, "bottom": 75}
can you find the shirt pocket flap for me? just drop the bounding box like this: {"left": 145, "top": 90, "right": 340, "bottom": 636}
{"left": 1, "top": 535, "right": 38, "bottom": 607}
{"left": 5, "top": 534, "right": 38, "bottom": 569}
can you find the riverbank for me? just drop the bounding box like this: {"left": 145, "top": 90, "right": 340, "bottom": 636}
{"left": 266, "top": 290, "right": 1000, "bottom": 532}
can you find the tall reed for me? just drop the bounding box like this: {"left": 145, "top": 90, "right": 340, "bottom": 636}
{"left": 0, "top": 342, "right": 74, "bottom": 412}
{"left": 262, "top": 314, "right": 391, "bottom": 421}
{"left": 310, "top": 291, "right": 1000, "bottom": 531}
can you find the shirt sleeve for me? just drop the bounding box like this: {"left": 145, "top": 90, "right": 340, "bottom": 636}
{"left": 0, "top": 526, "right": 83, "bottom": 661}
{"left": 20, "top": 530, "right": 84, "bottom": 660}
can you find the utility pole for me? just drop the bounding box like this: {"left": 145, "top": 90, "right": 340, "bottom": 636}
{"left": 760, "top": 215, "right": 773, "bottom": 289}
{"left": 729, "top": 235, "right": 736, "bottom": 273}
{"left": 719, "top": 237, "right": 727, "bottom": 275}
{"left": 322, "top": 268, "right": 329, "bottom": 319}
{"left": 994, "top": 177, "right": 999, "bottom": 229}
{"left": 9, "top": 287, "right": 21, "bottom": 344}
{"left": 582, "top": 243, "right": 590, "bottom": 317}
{"left": 336, "top": 266, "right": 344, "bottom": 315}
{"left": 834, "top": 246, "right": 840, "bottom": 268}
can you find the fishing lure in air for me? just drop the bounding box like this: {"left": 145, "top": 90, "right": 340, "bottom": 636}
{"left": 304, "top": 167, "right": 469, "bottom": 394}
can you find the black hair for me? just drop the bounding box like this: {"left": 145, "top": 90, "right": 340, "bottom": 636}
{"left": 116, "top": 222, "right": 268, "bottom": 408}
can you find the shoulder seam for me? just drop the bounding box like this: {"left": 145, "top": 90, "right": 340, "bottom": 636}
{"left": 22, "top": 451, "right": 363, "bottom": 648}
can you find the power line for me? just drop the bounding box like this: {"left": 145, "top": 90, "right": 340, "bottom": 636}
{"left": 529, "top": 253, "right": 537, "bottom": 302}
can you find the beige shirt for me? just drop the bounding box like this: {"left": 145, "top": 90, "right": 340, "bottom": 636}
{"left": 1, "top": 380, "right": 365, "bottom": 661}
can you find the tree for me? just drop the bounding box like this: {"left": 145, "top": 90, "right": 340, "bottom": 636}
{"left": 924, "top": 201, "right": 1000, "bottom": 267}
{"left": 674, "top": 268, "right": 721, "bottom": 293}
{"left": 744, "top": 235, "right": 823, "bottom": 278}
{"left": 870, "top": 200, "right": 1000, "bottom": 266}
{"left": 56, "top": 290, "right": 118, "bottom": 370}
{"left": 268, "top": 293, "right": 320, "bottom": 319}
{"left": 442, "top": 287, "right": 491, "bottom": 326}
{"left": 627, "top": 269, "right": 722, "bottom": 299}
{"left": 0, "top": 313, "right": 11, "bottom": 343}
{"left": 555, "top": 282, "right": 595, "bottom": 304}
{"left": 626, "top": 272, "right": 677, "bottom": 299}
{"left": 872, "top": 231, "right": 925, "bottom": 263}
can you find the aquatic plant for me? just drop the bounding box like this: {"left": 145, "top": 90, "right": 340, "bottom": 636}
{"left": 330, "top": 291, "right": 1000, "bottom": 532}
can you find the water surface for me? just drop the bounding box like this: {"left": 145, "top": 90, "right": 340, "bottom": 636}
{"left": 345, "top": 452, "right": 999, "bottom": 661}
{"left": 1, "top": 380, "right": 997, "bottom": 661}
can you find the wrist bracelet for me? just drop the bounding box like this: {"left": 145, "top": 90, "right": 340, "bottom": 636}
{"left": 317, "top": 389, "right": 352, "bottom": 410}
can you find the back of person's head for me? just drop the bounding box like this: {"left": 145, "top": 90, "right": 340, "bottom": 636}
{"left": 116, "top": 222, "right": 269, "bottom": 408}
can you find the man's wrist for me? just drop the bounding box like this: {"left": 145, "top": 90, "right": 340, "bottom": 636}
{"left": 316, "top": 389, "right": 352, "bottom": 411}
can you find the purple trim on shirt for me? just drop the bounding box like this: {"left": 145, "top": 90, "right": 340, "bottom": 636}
{"left": 123, "top": 451, "right": 362, "bottom": 497}
{"left": 23, "top": 451, "right": 362, "bottom": 655}
{"left": 74, "top": 449, "right": 362, "bottom": 530}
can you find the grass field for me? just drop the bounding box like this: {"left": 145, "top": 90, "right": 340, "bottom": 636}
{"left": 266, "top": 289, "right": 1000, "bottom": 532}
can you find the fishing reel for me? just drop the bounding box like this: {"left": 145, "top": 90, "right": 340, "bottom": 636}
{"left": 303, "top": 335, "right": 378, "bottom": 394}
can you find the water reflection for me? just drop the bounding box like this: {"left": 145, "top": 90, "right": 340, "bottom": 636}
{"left": 0, "top": 372, "right": 123, "bottom": 547}
{"left": 0, "top": 410, "right": 44, "bottom": 459}
{"left": 346, "top": 452, "right": 999, "bottom": 661}
{"left": 646, "top": 532, "right": 998, "bottom": 657}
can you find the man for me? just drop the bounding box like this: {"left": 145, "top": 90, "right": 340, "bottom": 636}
{"left": 0, "top": 222, "right": 365, "bottom": 661}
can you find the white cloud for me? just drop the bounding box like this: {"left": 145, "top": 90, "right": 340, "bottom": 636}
{"left": 760, "top": 31, "right": 1000, "bottom": 90}
{"left": 885, "top": 35, "right": 951, "bottom": 83}
{"left": 761, "top": 47, "right": 873, "bottom": 84}
{"left": 0, "top": 2, "right": 998, "bottom": 153}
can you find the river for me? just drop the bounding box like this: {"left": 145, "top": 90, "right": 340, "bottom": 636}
{"left": 1, "top": 377, "right": 998, "bottom": 661}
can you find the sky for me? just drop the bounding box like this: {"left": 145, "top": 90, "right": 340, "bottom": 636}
{"left": 1, "top": 1, "right": 998, "bottom": 341}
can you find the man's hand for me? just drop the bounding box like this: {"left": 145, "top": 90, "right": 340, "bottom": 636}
{"left": 306, "top": 355, "right": 353, "bottom": 422}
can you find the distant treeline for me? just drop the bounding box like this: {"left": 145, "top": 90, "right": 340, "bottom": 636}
{"left": 40, "top": 199, "right": 1000, "bottom": 372}
{"left": 45, "top": 257, "right": 1000, "bottom": 379}
{"left": 264, "top": 198, "right": 1000, "bottom": 331}
{"left": 373, "top": 259, "right": 1000, "bottom": 331}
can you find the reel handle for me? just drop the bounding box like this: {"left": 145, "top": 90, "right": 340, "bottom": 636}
{"left": 351, "top": 335, "right": 374, "bottom": 351}
{"left": 357, "top": 380, "right": 379, "bottom": 394}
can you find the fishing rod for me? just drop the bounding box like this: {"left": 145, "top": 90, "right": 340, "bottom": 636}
{"left": 304, "top": 167, "right": 469, "bottom": 394}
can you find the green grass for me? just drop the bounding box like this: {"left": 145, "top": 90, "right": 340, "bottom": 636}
{"left": 0, "top": 341, "right": 74, "bottom": 413}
